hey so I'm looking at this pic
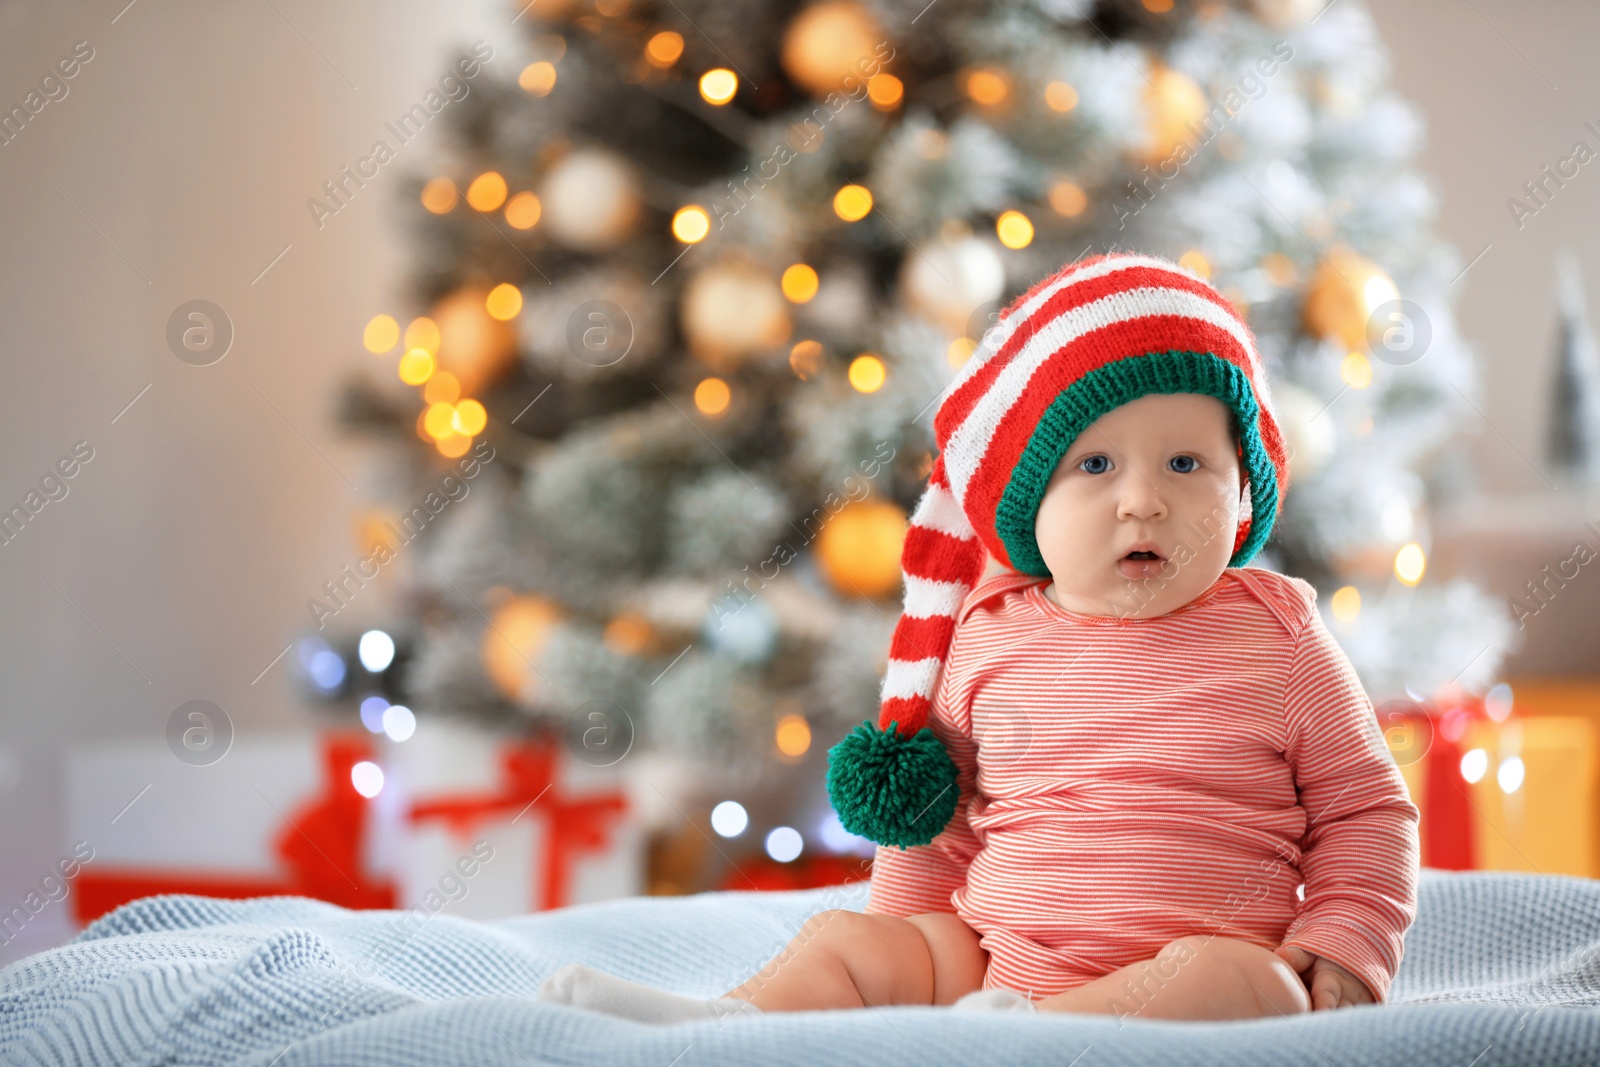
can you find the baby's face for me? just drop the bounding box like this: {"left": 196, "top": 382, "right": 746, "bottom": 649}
{"left": 1034, "top": 392, "right": 1243, "bottom": 619}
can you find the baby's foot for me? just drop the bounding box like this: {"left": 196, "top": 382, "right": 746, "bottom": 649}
{"left": 538, "top": 963, "right": 764, "bottom": 1025}
{"left": 952, "top": 987, "right": 1038, "bottom": 1013}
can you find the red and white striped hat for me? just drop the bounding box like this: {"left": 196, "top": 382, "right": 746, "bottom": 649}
{"left": 827, "top": 251, "right": 1292, "bottom": 848}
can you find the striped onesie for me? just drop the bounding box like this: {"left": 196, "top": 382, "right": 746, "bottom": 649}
{"left": 864, "top": 567, "right": 1421, "bottom": 1004}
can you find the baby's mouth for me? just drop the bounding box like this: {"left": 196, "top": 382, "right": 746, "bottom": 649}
{"left": 1117, "top": 547, "right": 1166, "bottom": 579}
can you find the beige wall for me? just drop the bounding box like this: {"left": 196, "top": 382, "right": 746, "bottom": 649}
{"left": 0, "top": 0, "right": 518, "bottom": 963}
{"left": 1368, "top": 1, "right": 1597, "bottom": 496}
{"left": 1367, "top": 1, "right": 1600, "bottom": 676}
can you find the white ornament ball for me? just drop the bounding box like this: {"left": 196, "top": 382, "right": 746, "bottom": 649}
{"left": 900, "top": 235, "right": 1006, "bottom": 337}
{"left": 702, "top": 595, "right": 779, "bottom": 664}
{"left": 1275, "top": 382, "right": 1337, "bottom": 478}
{"left": 781, "top": 1, "right": 883, "bottom": 98}
{"left": 681, "top": 262, "right": 792, "bottom": 370}
{"left": 540, "top": 148, "right": 642, "bottom": 252}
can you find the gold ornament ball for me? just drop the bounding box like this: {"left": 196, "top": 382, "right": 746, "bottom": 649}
{"left": 900, "top": 234, "right": 1006, "bottom": 338}
{"left": 432, "top": 286, "right": 517, "bottom": 395}
{"left": 1141, "top": 62, "right": 1207, "bottom": 164}
{"left": 781, "top": 0, "right": 884, "bottom": 97}
{"left": 681, "top": 262, "right": 793, "bottom": 371}
{"left": 539, "top": 147, "right": 642, "bottom": 252}
{"left": 816, "top": 499, "right": 908, "bottom": 599}
{"left": 603, "top": 611, "right": 655, "bottom": 656}
{"left": 1302, "top": 246, "right": 1398, "bottom": 351}
{"left": 482, "top": 595, "right": 562, "bottom": 706}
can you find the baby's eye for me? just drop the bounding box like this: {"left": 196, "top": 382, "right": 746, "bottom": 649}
{"left": 1078, "top": 454, "right": 1110, "bottom": 475}
{"left": 1169, "top": 455, "right": 1198, "bottom": 473}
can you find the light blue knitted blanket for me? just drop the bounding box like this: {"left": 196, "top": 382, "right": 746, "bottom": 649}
{"left": 3, "top": 868, "right": 1599, "bottom": 1065}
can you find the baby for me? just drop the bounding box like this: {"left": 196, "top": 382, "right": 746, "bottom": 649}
{"left": 539, "top": 252, "right": 1421, "bottom": 1024}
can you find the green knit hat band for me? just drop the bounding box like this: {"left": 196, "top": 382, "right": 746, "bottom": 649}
{"left": 992, "top": 350, "right": 1280, "bottom": 577}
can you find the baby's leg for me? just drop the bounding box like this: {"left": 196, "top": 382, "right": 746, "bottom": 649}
{"left": 1035, "top": 935, "right": 1311, "bottom": 1021}
{"left": 724, "top": 909, "right": 987, "bottom": 1012}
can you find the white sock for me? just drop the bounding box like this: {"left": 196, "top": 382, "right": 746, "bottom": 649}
{"left": 538, "top": 963, "right": 764, "bottom": 1025}
{"left": 952, "top": 987, "right": 1037, "bottom": 1013}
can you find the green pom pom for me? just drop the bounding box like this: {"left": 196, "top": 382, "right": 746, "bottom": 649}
{"left": 825, "top": 719, "right": 960, "bottom": 849}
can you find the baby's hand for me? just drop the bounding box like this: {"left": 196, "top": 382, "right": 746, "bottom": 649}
{"left": 1272, "top": 946, "right": 1375, "bottom": 1010}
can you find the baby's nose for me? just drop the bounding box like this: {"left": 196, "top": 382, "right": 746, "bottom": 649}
{"left": 1116, "top": 474, "right": 1168, "bottom": 519}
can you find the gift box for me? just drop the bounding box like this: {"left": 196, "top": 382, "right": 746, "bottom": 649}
{"left": 63, "top": 722, "right": 643, "bottom": 929}
{"left": 1501, "top": 677, "right": 1600, "bottom": 728}
{"left": 392, "top": 718, "right": 643, "bottom": 919}
{"left": 1384, "top": 691, "right": 1600, "bottom": 878}
{"left": 65, "top": 732, "right": 397, "bottom": 925}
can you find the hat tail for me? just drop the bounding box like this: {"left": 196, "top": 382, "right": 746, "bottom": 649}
{"left": 877, "top": 455, "right": 987, "bottom": 737}
{"left": 827, "top": 454, "right": 983, "bottom": 849}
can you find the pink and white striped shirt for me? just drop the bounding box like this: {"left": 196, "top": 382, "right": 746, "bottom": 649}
{"left": 864, "top": 567, "right": 1421, "bottom": 1004}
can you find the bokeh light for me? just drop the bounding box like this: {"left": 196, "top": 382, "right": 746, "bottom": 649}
{"left": 1394, "top": 542, "right": 1426, "bottom": 585}
{"left": 351, "top": 761, "right": 384, "bottom": 798}
{"left": 765, "top": 826, "right": 803, "bottom": 863}
{"left": 833, "top": 184, "right": 872, "bottom": 222}
{"left": 789, "top": 340, "right": 823, "bottom": 380}
{"left": 485, "top": 283, "right": 523, "bottom": 321}
{"left": 436, "top": 433, "right": 472, "bottom": 458}
{"left": 518, "top": 61, "right": 557, "bottom": 96}
{"left": 363, "top": 314, "right": 399, "bottom": 354}
{"left": 424, "top": 402, "right": 457, "bottom": 440}
{"left": 996, "top": 210, "right": 1034, "bottom": 249}
{"left": 1049, "top": 180, "right": 1087, "bottom": 217}
{"left": 423, "top": 371, "right": 460, "bottom": 405}
{"left": 781, "top": 263, "right": 819, "bottom": 303}
{"left": 505, "top": 192, "right": 542, "bottom": 230}
{"left": 672, "top": 205, "right": 710, "bottom": 243}
{"left": 710, "top": 800, "right": 748, "bottom": 837}
{"left": 404, "top": 317, "right": 440, "bottom": 354}
{"left": 298, "top": 638, "right": 343, "bottom": 691}
{"left": 1484, "top": 682, "right": 1514, "bottom": 722}
{"left": 699, "top": 68, "right": 738, "bottom": 105}
{"left": 452, "top": 398, "right": 488, "bottom": 435}
{"left": 694, "top": 377, "right": 731, "bottom": 416}
{"left": 420, "top": 178, "right": 458, "bottom": 214}
{"left": 466, "top": 171, "right": 508, "bottom": 212}
{"left": 947, "top": 337, "right": 975, "bottom": 369}
{"left": 867, "top": 73, "right": 903, "bottom": 109}
{"left": 1179, "top": 250, "right": 1212, "bottom": 280}
{"left": 382, "top": 704, "right": 416, "bottom": 743}
{"left": 848, "top": 353, "right": 886, "bottom": 393}
{"left": 1044, "top": 81, "right": 1078, "bottom": 112}
{"left": 358, "top": 630, "right": 395, "bottom": 672}
{"left": 1341, "top": 351, "right": 1374, "bottom": 388}
{"left": 645, "top": 31, "right": 684, "bottom": 67}
{"left": 1497, "top": 755, "right": 1525, "bottom": 794}
{"left": 775, "top": 713, "right": 811, "bottom": 758}
{"left": 398, "top": 348, "right": 435, "bottom": 385}
{"left": 359, "top": 695, "right": 389, "bottom": 733}
{"left": 964, "top": 68, "right": 1009, "bottom": 106}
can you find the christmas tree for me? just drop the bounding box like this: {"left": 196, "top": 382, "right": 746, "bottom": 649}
{"left": 333, "top": 0, "right": 1516, "bottom": 874}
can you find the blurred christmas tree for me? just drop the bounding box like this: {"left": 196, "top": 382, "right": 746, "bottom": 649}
{"left": 336, "top": 0, "right": 1515, "bottom": 869}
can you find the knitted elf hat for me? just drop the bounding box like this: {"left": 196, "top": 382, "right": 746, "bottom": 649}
{"left": 826, "top": 251, "right": 1292, "bottom": 849}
